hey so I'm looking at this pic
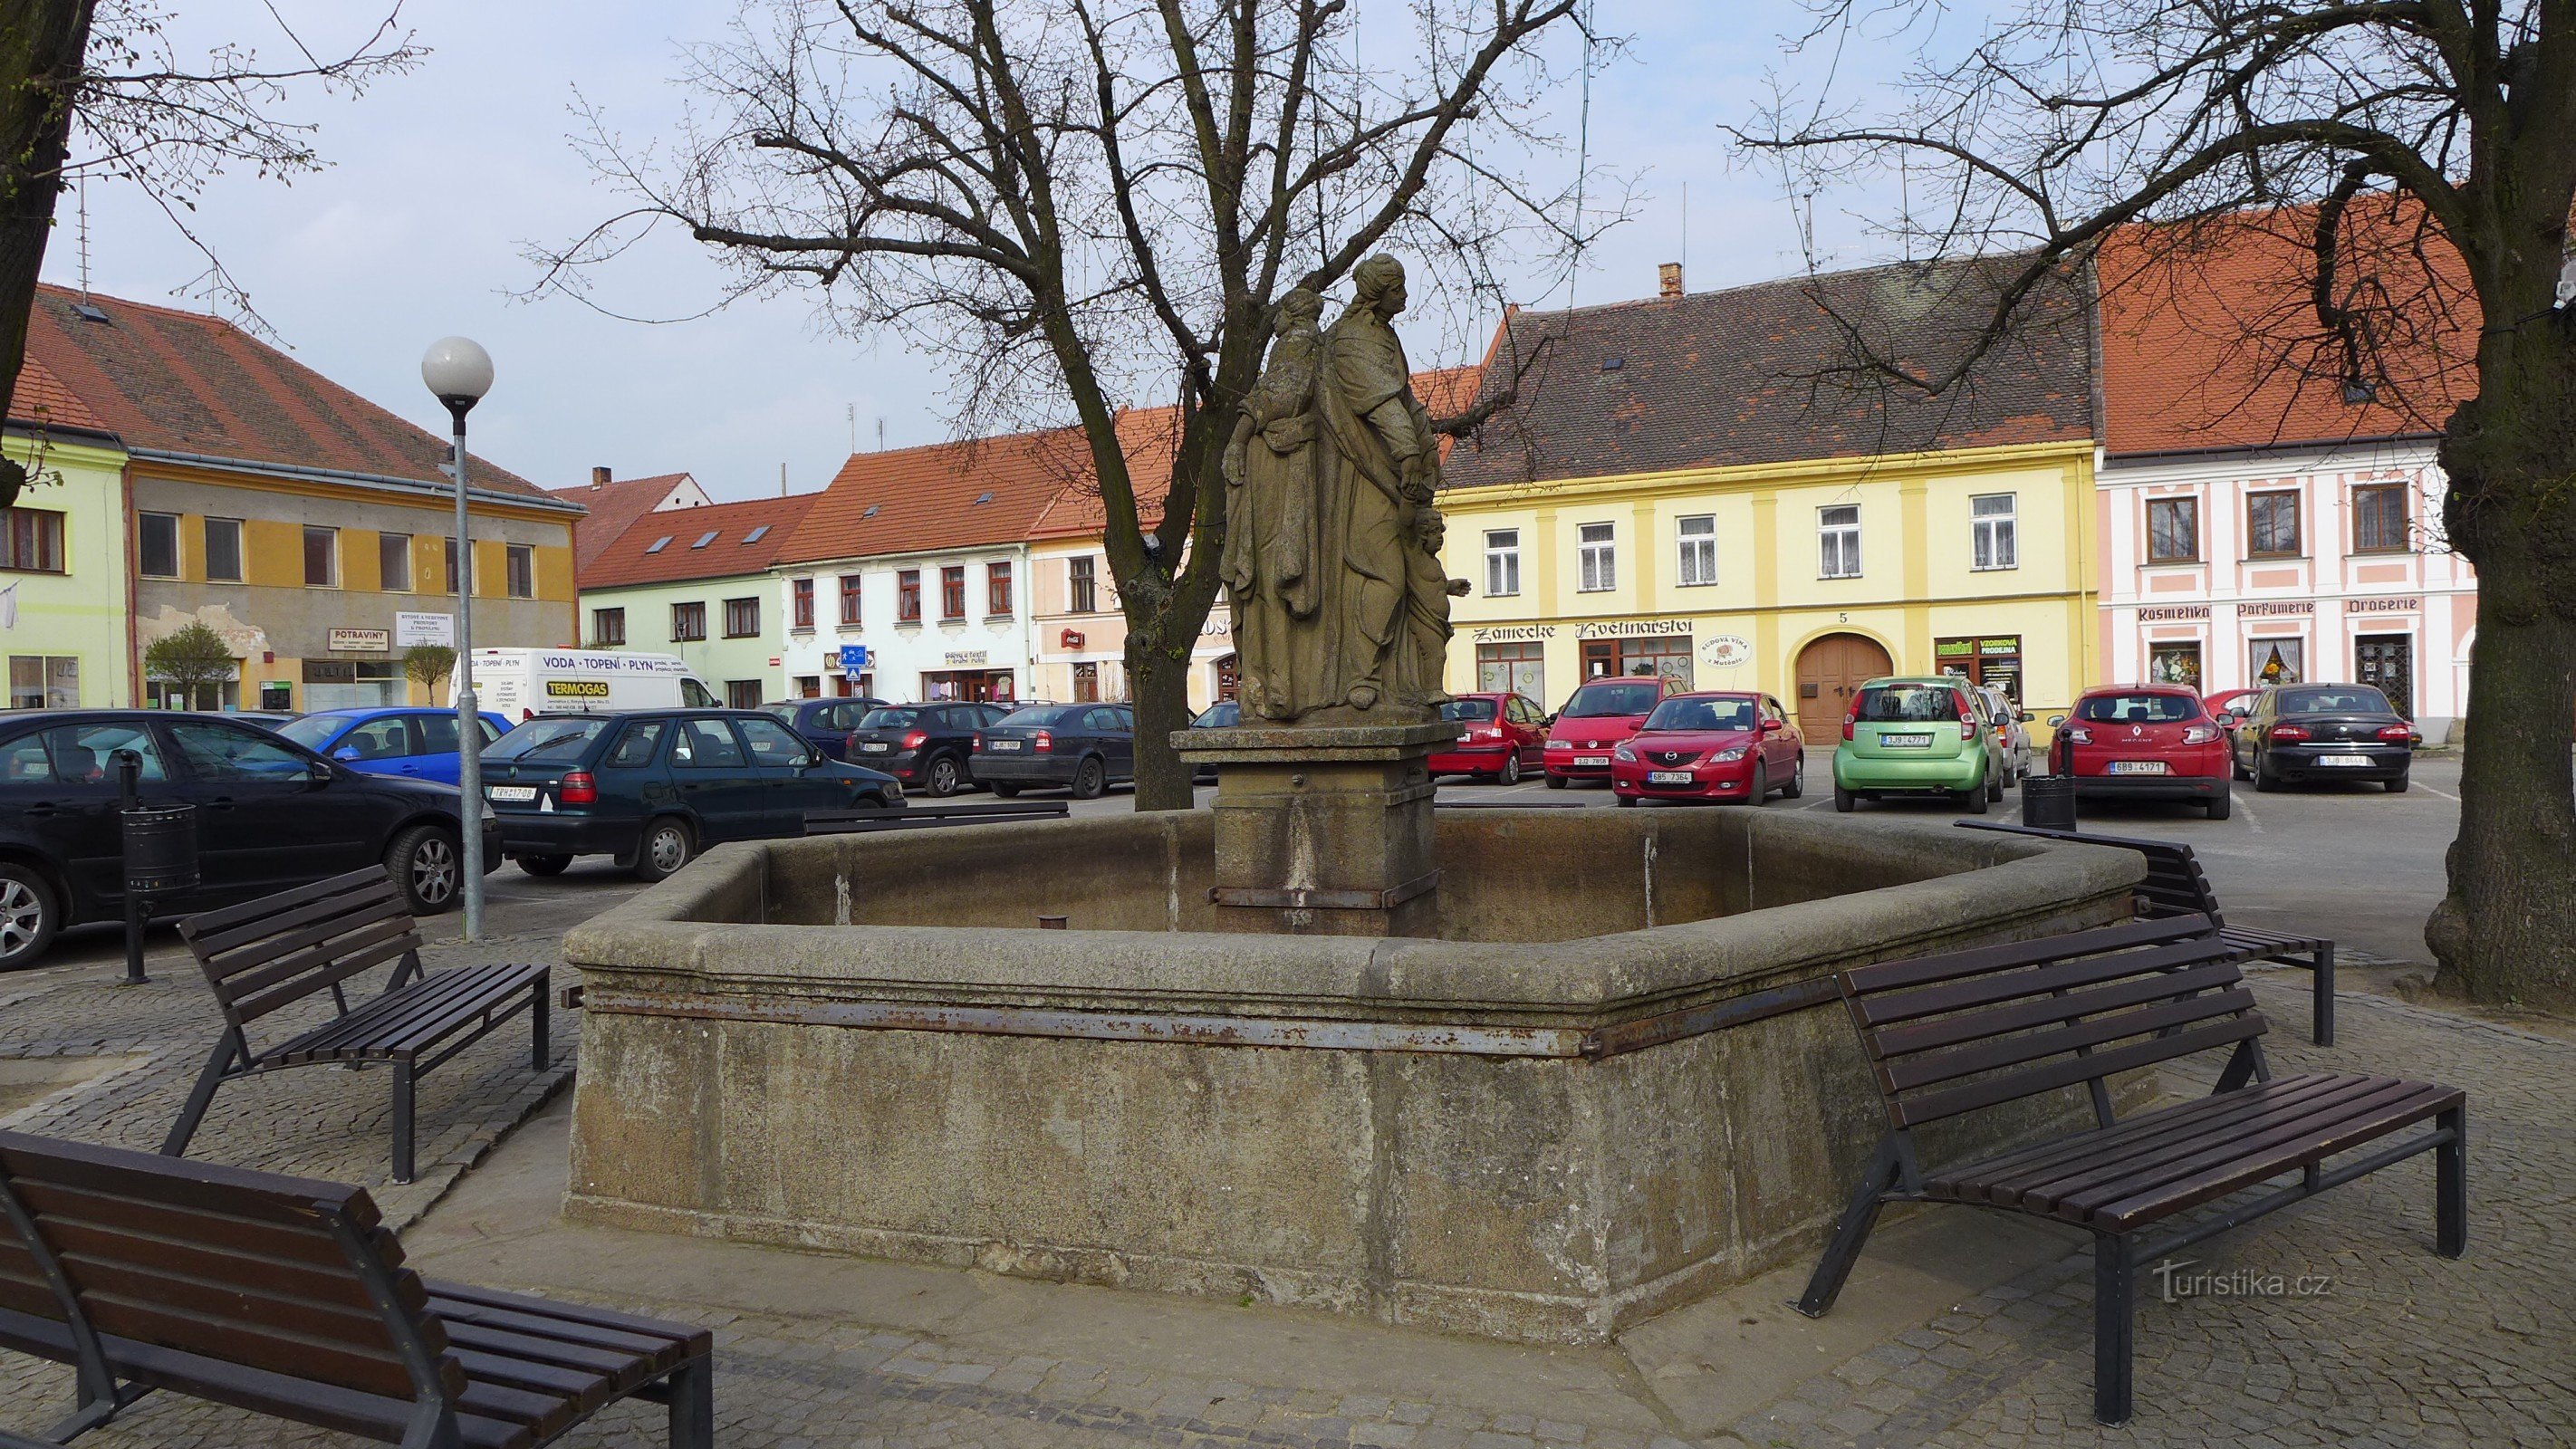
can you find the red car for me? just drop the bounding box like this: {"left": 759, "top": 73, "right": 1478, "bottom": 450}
{"left": 1429, "top": 692, "right": 1548, "bottom": 783}
{"left": 1610, "top": 692, "right": 1805, "bottom": 806}
{"left": 2204, "top": 687, "right": 2264, "bottom": 733}
{"left": 1543, "top": 675, "right": 1683, "bottom": 787}
{"left": 2049, "top": 684, "right": 2234, "bottom": 820}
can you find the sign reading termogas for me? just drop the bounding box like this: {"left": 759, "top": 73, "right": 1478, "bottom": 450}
{"left": 393, "top": 612, "right": 454, "bottom": 648}
{"left": 1700, "top": 634, "right": 1754, "bottom": 668}
{"left": 327, "top": 628, "right": 390, "bottom": 653}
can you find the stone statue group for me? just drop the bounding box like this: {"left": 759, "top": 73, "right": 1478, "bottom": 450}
{"left": 1220, "top": 254, "right": 1471, "bottom": 726}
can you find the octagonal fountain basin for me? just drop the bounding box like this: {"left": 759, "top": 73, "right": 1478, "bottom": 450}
{"left": 560, "top": 808, "right": 2145, "bottom": 1346}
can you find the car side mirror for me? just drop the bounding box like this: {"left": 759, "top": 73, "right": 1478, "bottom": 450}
{"left": 2014, "top": 710, "right": 2033, "bottom": 724}
{"left": 2213, "top": 712, "right": 2236, "bottom": 727}
{"left": 332, "top": 746, "right": 361, "bottom": 762}
{"left": 1543, "top": 713, "right": 1559, "bottom": 726}
{"left": 2045, "top": 715, "right": 2067, "bottom": 729}
{"left": 308, "top": 759, "right": 336, "bottom": 784}
{"left": 1759, "top": 719, "right": 1783, "bottom": 734}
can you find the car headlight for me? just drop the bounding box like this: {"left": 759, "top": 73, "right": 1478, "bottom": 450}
{"left": 1545, "top": 738, "right": 1571, "bottom": 751}
{"left": 1714, "top": 747, "right": 1746, "bottom": 763}
{"left": 1613, "top": 744, "right": 1637, "bottom": 763}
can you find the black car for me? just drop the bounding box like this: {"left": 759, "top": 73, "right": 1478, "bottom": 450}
{"left": 971, "top": 703, "right": 1135, "bottom": 799}
{"left": 0, "top": 710, "right": 499, "bottom": 969}
{"left": 844, "top": 702, "right": 1008, "bottom": 796}
{"left": 483, "top": 709, "right": 903, "bottom": 881}
{"left": 1187, "top": 701, "right": 1239, "bottom": 782}
{"left": 2231, "top": 683, "right": 2418, "bottom": 792}
{"left": 761, "top": 697, "right": 886, "bottom": 763}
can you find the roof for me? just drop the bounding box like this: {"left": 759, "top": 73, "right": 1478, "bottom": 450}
{"left": 5, "top": 354, "right": 111, "bottom": 436}
{"left": 1439, "top": 256, "right": 2095, "bottom": 491}
{"left": 580, "top": 491, "right": 822, "bottom": 590}
{"left": 2096, "top": 203, "right": 2480, "bottom": 456}
{"left": 547, "top": 472, "right": 706, "bottom": 571}
{"left": 20, "top": 283, "right": 560, "bottom": 504}
{"left": 786, "top": 426, "right": 1106, "bottom": 563}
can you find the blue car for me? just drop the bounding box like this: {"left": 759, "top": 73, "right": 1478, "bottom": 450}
{"left": 274, "top": 707, "right": 509, "bottom": 786}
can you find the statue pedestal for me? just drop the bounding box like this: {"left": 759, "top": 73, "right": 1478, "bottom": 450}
{"left": 1169, "top": 721, "right": 1454, "bottom": 937}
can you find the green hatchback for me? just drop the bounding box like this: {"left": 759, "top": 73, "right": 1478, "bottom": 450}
{"left": 1831, "top": 676, "right": 2008, "bottom": 813}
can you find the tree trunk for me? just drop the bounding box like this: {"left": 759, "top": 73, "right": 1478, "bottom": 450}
{"left": 1126, "top": 622, "right": 1198, "bottom": 811}
{"left": 0, "top": 2, "right": 93, "bottom": 469}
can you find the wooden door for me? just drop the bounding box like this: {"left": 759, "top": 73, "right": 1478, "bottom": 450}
{"left": 1795, "top": 633, "right": 1894, "bottom": 737}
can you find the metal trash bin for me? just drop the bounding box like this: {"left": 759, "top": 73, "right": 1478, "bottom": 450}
{"left": 2021, "top": 774, "right": 2077, "bottom": 830}
{"left": 121, "top": 804, "right": 200, "bottom": 896}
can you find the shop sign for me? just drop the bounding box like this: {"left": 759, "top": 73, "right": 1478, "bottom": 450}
{"left": 328, "top": 628, "right": 390, "bottom": 653}
{"left": 2238, "top": 601, "right": 2314, "bottom": 617}
{"left": 1574, "top": 619, "right": 1691, "bottom": 639}
{"left": 2137, "top": 605, "right": 2211, "bottom": 621}
{"left": 2346, "top": 596, "right": 2422, "bottom": 613}
{"left": 393, "top": 611, "right": 454, "bottom": 647}
{"left": 1699, "top": 634, "right": 1754, "bottom": 668}
{"left": 1470, "top": 625, "right": 1556, "bottom": 642}
{"left": 944, "top": 650, "right": 988, "bottom": 666}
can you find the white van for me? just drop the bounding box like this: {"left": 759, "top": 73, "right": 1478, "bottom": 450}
{"left": 455, "top": 648, "right": 721, "bottom": 721}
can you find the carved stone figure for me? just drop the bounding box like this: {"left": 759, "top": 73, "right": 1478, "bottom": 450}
{"left": 1221, "top": 289, "right": 1326, "bottom": 721}
{"left": 1312, "top": 254, "right": 1442, "bottom": 721}
{"left": 1404, "top": 506, "right": 1472, "bottom": 707}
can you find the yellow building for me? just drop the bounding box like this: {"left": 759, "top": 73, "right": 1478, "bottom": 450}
{"left": 1437, "top": 261, "right": 2099, "bottom": 739}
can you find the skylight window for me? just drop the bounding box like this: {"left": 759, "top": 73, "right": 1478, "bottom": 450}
{"left": 691, "top": 531, "right": 718, "bottom": 549}
{"left": 973, "top": 492, "right": 994, "bottom": 505}
{"left": 742, "top": 524, "right": 770, "bottom": 543}
{"left": 862, "top": 504, "right": 879, "bottom": 519}
{"left": 70, "top": 301, "right": 110, "bottom": 324}
{"left": 644, "top": 536, "right": 672, "bottom": 554}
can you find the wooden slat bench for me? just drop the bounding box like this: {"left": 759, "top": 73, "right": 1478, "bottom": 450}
{"left": 1794, "top": 916, "right": 2465, "bottom": 1425}
{"left": 0, "top": 1128, "right": 710, "bottom": 1448}
{"left": 1958, "top": 819, "right": 2338, "bottom": 1043}
{"left": 162, "top": 868, "right": 550, "bottom": 1185}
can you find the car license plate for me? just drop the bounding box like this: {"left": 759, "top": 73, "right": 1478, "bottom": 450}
{"left": 1574, "top": 755, "right": 1609, "bottom": 766}
{"left": 2108, "top": 761, "right": 2168, "bottom": 775}
{"left": 2317, "top": 754, "right": 2373, "bottom": 766}
{"left": 1880, "top": 734, "right": 1930, "bottom": 749}
{"left": 1648, "top": 771, "right": 1692, "bottom": 785}
{"left": 486, "top": 785, "right": 537, "bottom": 801}
{"left": 860, "top": 742, "right": 890, "bottom": 753}
{"left": 991, "top": 740, "right": 1023, "bottom": 752}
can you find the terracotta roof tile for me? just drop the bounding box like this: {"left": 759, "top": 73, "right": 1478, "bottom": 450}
{"left": 21, "top": 283, "right": 556, "bottom": 501}
{"left": 5, "top": 354, "right": 111, "bottom": 435}
{"left": 581, "top": 491, "right": 822, "bottom": 590}
{"left": 783, "top": 427, "right": 1085, "bottom": 564}
{"left": 548, "top": 472, "right": 707, "bottom": 571}
{"left": 1440, "top": 256, "right": 2094, "bottom": 490}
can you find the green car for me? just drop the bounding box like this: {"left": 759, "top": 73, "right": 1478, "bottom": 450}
{"left": 1831, "top": 676, "right": 2010, "bottom": 814}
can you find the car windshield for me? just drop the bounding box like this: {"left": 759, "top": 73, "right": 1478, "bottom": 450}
{"left": 995, "top": 705, "right": 1076, "bottom": 728}
{"left": 2076, "top": 693, "right": 2202, "bottom": 724}
{"left": 1853, "top": 685, "right": 1962, "bottom": 723}
{"left": 760, "top": 704, "right": 803, "bottom": 723}
{"left": 274, "top": 715, "right": 348, "bottom": 749}
{"left": 2274, "top": 686, "right": 2394, "bottom": 715}
{"left": 1438, "top": 699, "right": 1497, "bottom": 723}
{"left": 1563, "top": 681, "right": 1662, "bottom": 718}
{"left": 1644, "top": 698, "right": 1756, "bottom": 732}
{"left": 859, "top": 707, "right": 922, "bottom": 729}
{"left": 1193, "top": 703, "right": 1240, "bottom": 727}
{"left": 487, "top": 717, "right": 610, "bottom": 762}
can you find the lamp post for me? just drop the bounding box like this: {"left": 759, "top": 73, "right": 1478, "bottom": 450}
{"left": 421, "top": 337, "right": 494, "bottom": 941}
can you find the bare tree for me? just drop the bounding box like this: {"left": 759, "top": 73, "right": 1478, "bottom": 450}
{"left": 0, "top": 1, "right": 423, "bottom": 507}
{"left": 531, "top": 0, "right": 1610, "bottom": 809}
{"left": 1733, "top": 2, "right": 2576, "bottom": 1012}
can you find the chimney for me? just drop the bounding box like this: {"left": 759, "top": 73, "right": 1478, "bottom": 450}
{"left": 591, "top": 465, "right": 611, "bottom": 490}
{"left": 1658, "top": 263, "right": 1684, "bottom": 300}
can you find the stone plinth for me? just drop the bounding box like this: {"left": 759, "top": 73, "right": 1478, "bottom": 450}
{"left": 1170, "top": 720, "right": 1456, "bottom": 937}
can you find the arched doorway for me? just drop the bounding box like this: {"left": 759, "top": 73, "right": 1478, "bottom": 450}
{"left": 1795, "top": 632, "right": 1894, "bottom": 737}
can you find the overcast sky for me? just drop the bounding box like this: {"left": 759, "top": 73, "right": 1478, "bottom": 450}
{"left": 49, "top": 1, "right": 1915, "bottom": 503}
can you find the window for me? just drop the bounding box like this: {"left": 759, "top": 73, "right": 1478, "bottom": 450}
{"left": 303, "top": 526, "right": 339, "bottom": 587}
{"left": 725, "top": 680, "right": 764, "bottom": 709}
{"left": 1577, "top": 523, "right": 1615, "bottom": 592}
{"left": 607, "top": 721, "right": 667, "bottom": 768}
{"left": 692, "top": 531, "right": 718, "bottom": 550}
{"left": 2354, "top": 483, "right": 2410, "bottom": 552}
{"left": 2148, "top": 642, "right": 2204, "bottom": 690}
{"left": 1069, "top": 555, "right": 1098, "bottom": 614}
{"left": 1970, "top": 494, "right": 2017, "bottom": 571}
{"left": 1819, "top": 504, "right": 1860, "bottom": 579}
{"left": 9, "top": 721, "right": 162, "bottom": 779}
{"left": 898, "top": 569, "right": 922, "bottom": 621}
{"left": 375, "top": 531, "right": 408, "bottom": 591}
{"left": 2146, "top": 497, "right": 2199, "bottom": 563}
{"left": 738, "top": 715, "right": 808, "bottom": 763}
{"left": 2250, "top": 637, "right": 2305, "bottom": 686}
{"left": 671, "top": 600, "right": 706, "bottom": 642}
{"left": 722, "top": 597, "right": 760, "bottom": 638}
{"left": 137, "top": 512, "right": 178, "bottom": 578}
{"left": 414, "top": 713, "right": 467, "bottom": 753}
{"left": 644, "top": 536, "right": 672, "bottom": 555}
{"left": 673, "top": 716, "right": 747, "bottom": 767}
{"left": 593, "top": 607, "right": 626, "bottom": 647}
{"left": 792, "top": 578, "right": 815, "bottom": 629}
{"left": 5, "top": 657, "right": 80, "bottom": 709}
{"left": 2246, "top": 490, "right": 2302, "bottom": 557}
{"left": 1484, "top": 529, "right": 1521, "bottom": 596}
{"left": 206, "top": 518, "right": 245, "bottom": 583}
{"left": 940, "top": 565, "right": 966, "bottom": 619}
{"left": 443, "top": 537, "right": 462, "bottom": 594}
{"left": 742, "top": 524, "right": 771, "bottom": 544}
{"left": 1, "top": 508, "right": 66, "bottom": 573}
{"left": 1932, "top": 635, "right": 2023, "bottom": 703}
{"left": 331, "top": 715, "right": 413, "bottom": 761}
{"left": 987, "top": 561, "right": 1013, "bottom": 616}
{"left": 1072, "top": 661, "right": 1100, "bottom": 702}
{"left": 505, "top": 543, "right": 534, "bottom": 599}
{"left": 1676, "top": 516, "right": 1716, "bottom": 587}
{"left": 166, "top": 719, "right": 308, "bottom": 780}
{"left": 838, "top": 573, "right": 862, "bottom": 626}
{"left": 1475, "top": 641, "right": 1544, "bottom": 700}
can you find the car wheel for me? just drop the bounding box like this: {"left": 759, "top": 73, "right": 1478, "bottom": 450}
{"left": 1960, "top": 773, "right": 1990, "bottom": 814}
{"left": 2206, "top": 784, "right": 2233, "bottom": 820}
{"left": 1072, "top": 756, "right": 1108, "bottom": 800}
{"left": 1746, "top": 761, "right": 1767, "bottom": 805}
{"left": 1783, "top": 756, "right": 1804, "bottom": 799}
{"left": 517, "top": 854, "right": 573, "bottom": 878}
{"left": 2254, "top": 753, "right": 2280, "bottom": 792}
{"left": 0, "top": 865, "right": 61, "bottom": 970}
{"left": 2386, "top": 772, "right": 2409, "bottom": 794}
{"left": 1544, "top": 771, "right": 1568, "bottom": 790}
{"left": 1833, "top": 782, "right": 1856, "bottom": 813}
{"left": 386, "top": 825, "right": 461, "bottom": 914}
{"left": 1499, "top": 754, "right": 1523, "bottom": 785}
{"left": 926, "top": 754, "right": 963, "bottom": 797}
{"left": 992, "top": 782, "right": 1023, "bottom": 798}
{"left": 631, "top": 817, "right": 694, "bottom": 883}
{"left": 1614, "top": 792, "right": 1637, "bottom": 808}
{"left": 1986, "top": 766, "right": 2005, "bottom": 803}
{"left": 2232, "top": 748, "right": 2253, "bottom": 782}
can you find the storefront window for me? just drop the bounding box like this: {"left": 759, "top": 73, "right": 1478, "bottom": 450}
{"left": 2148, "top": 643, "right": 2204, "bottom": 689}
{"left": 1582, "top": 636, "right": 1693, "bottom": 689}
{"left": 2250, "top": 638, "right": 2305, "bottom": 686}
{"left": 301, "top": 658, "right": 401, "bottom": 711}
{"left": 6, "top": 656, "right": 79, "bottom": 709}
{"left": 1932, "top": 635, "right": 2024, "bottom": 703}
{"left": 1475, "top": 641, "right": 1544, "bottom": 701}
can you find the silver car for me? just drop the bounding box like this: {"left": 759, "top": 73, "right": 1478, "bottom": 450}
{"left": 1979, "top": 686, "right": 2036, "bottom": 782}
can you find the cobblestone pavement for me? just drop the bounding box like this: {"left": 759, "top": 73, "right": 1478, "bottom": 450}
{"left": 0, "top": 969, "right": 2567, "bottom": 1448}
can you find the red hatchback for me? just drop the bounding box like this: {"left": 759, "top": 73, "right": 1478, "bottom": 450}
{"left": 1610, "top": 692, "right": 1804, "bottom": 806}
{"left": 2049, "top": 685, "right": 2234, "bottom": 820}
{"left": 1428, "top": 693, "right": 1548, "bottom": 783}
{"left": 1543, "top": 675, "right": 1682, "bottom": 787}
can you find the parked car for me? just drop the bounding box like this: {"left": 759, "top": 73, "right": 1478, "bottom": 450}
{"left": 1609, "top": 692, "right": 1804, "bottom": 806}
{"left": 1976, "top": 686, "right": 2036, "bottom": 782}
{"left": 274, "top": 706, "right": 509, "bottom": 785}
{"left": 1831, "top": 677, "right": 2009, "bottom": 814}
{"left": 844, "top": 701, "right": 1006, "bottom": 795}
{"left": 221, "top": 710, "right": 302, "bottom": 731}
{"left": 1187, "top": 701, "right": 1240, "bottom": 783}
{"left": 483, "top": 709, "right": 902, "bottom": 882}
{"left": 762, "top": 697, "right": 888, "bottom": 763}
{"left": 1543, "top": 675, "right": 1682, "bottom": 788}
{"left": 2046, "top": 685, "right": 2233, "bottom": 820}
{"left": 971, "top": 703, "right": 1135, "bottom": 799}
{"left": 2204, "top": 687, "right": 2264, "bottom": 726}
{"left": 2229, "top": 683, "right": 2417, "bottom": 792}
{"left": 464, "top": 647, "right": 720, "bottom": 721}
{"left": 1430, "top": 693, "right": 1548, "bottom": 784}
{"left": 0, "top": 711, "right": 500, "bottom": 968}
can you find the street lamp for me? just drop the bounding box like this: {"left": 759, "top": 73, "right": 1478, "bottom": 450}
{"left": 422, "top": 337, "right": 494, "bottom": 941}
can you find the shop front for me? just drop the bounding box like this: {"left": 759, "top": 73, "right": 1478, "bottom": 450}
{"left": 921, "top": 653, "right": 1016, "bottom": 703}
